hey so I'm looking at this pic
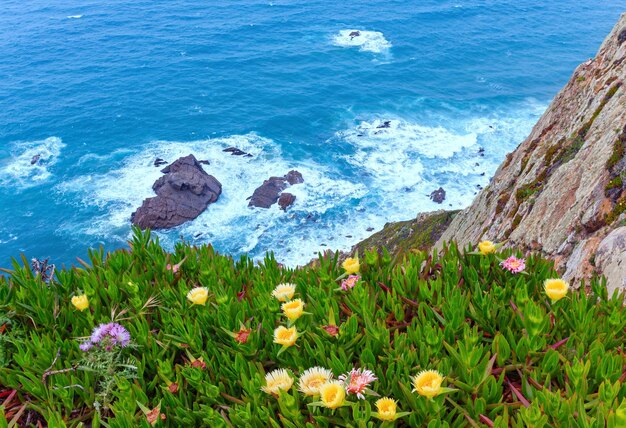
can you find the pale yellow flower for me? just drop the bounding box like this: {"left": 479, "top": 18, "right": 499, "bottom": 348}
{"left": 477, "top": 240, "right": 496, "bottom": 255}
{"left": 261, "top": 368, "right": 294, "bottom": 395}
{"left": 272, "top": 283, "right": 296, "bottom": 302}
{"left": 342, "top": 257, "right": 360, "bottom": 275}
{"left": 71, "top": 294, "right": 89, "bottom": 311}
{"left": 187, "top": 287, "right": 209, "bottom": 305}
{"left": 274, "top": 326, "right": 298, "bottom": 347}
{"left": 375, "top": 397, "right": 397, "bottom": 421}
{"left": 319, "top": 380, "right": 346, "bottom": 409}
{"left": 282, "top": 299, "right": 304, "bottom": 322}
{"left": 413, "top": 370, "right": 443, "bottom": 398}
{"left": 298, "top": 367, "right": 333, "bottom": 396}
{"left": 544, "top": 278, "right": 569, "bottom": 302}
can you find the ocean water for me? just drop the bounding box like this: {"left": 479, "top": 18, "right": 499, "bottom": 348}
{"left": 0, "top": 1, "right": 624, "bottom": 267}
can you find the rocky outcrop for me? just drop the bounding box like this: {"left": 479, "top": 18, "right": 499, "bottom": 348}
{"left": 248, "top": 170, "right": 303, "bottom": 209}
{"left": 436, "top": 15, "right": 626, "bottom": 293}
{"left": 278, "top": 193, "right": 296, "bottom": 211}
{"left": 131, "top": 155, "right": 222, "bottom": 229}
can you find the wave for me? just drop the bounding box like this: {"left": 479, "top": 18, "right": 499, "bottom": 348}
{"left": 66, "top": 15, "right": 83, "bottom": 19}
{"left": 333, "top": 29, "right": 392, "bottom": 53}
{"left": 54, "top": 133, "right": 368, "bottom": 266}
{"left": 0, "top": 137, "right": 65, "bottom": 191}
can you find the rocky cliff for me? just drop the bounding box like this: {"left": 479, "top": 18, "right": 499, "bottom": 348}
{"left": 436, "top": 14, "right": 626, "bottom": 295}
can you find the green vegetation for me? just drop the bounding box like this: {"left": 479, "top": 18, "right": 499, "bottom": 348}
{"left": 353, "top": 211, "right": 458, "bottom": 257}
{"left": 1, "top": 230, "right": 625, "bottom": 427}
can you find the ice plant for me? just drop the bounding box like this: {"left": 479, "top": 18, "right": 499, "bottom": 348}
{"left": 71, "top": 294, "right": 89, "bottom": 311}
{"left": 544, "top": 278, "right": 569, "bottom": 302}
{"left": 298, "top": 367, "right": 333, "bottom": 396}
{"left": 341, "top": 275, "right": 360, "bottom": 291}
{"left": 274, "top": 325, "right": 298, "bottom": 347}
{"left": 187, "top": 287, "right": 209, "bottom": 305}
{"left": 80, "top": 322, "right": 131, "bottom": 351}
{"left": 500, "top": 256, "right": 526, "bottom": 274}
{"left": 342, "top": 257, "right": 360, "bottom": 275}
{"left": 261, "top": 368, "right": 294, "bottom": 395}
{"left": 375, "top": 397, "right": 397, "bottom": 421}
{"left": 272, "top": 283, "right": 296, "bottom": 302}
{"left": 234, "top": 326, "right": 252, "bottom": 344}
{"left": 339, "top": 367, "right": 377, "bottom": 399}
{"left": 319, "top": 380, "right": 346, "bottom": 409}
{"left": 477, "top": 240, "right": 497, "bottom": 255}
{"left": 281, "top": 299, "right": 304, "bottom": 322}
{"left": 413, "top": 370, "right": 443, "bottom": 398}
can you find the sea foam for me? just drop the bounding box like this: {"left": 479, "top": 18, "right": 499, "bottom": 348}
{"left": 0, "top": 137, "right": 65, "bottom": 191}
{"left": 333, "top": 29, "right": 392, "bottom": 53}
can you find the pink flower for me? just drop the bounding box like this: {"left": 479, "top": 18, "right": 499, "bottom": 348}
{"left": 341, "top": 275, "right": 360, "bottom": 291}
{"left": 500, "top": 256, "right": 526, "bottom": 274}
{"left": 166, "top": 264, "right": 179, "bottom": 274}
{"left": 338, "top": 367, "right": 377, "bottom": 399}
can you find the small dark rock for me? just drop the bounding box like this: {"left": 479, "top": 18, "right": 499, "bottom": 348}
{"left": 376, "top": 120, "right": 392, "bottom": 129}
{"left": 278, "top": 193, "right": 296, "bottom": 211}
{"left": 198, "top": 159, "right": 210, "bottom": 165}
{"left": 480, "top": 172, "right": 485, "bottom": 176}
{"left": 154, "top": 158, "right": 168, "bottom": 167}
{"left": 429, "top": 187, "right": 446, "bottom": 204}
{"left": 349, "top": 30, "right": 360, "bottom": 39}
{"left": 286, "top": 170, "right": 304, "bottom": 185}
{"left": 619, "top": 28, "right": 626, "bottom": 44}
{"left": 223, "top": 147, "right": 250, "bottom": 156}
{"left": 366, "top": 227, "right": 374, "bottom": 232}
{"left": 30, "top": 154, "right": 41, "bottom": 165}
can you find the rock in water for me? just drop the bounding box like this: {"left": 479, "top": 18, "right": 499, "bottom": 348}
{"left": 429, "top": 187, "right": 446, "bottom": 204}
{"left": 278, "top": 193, "right": 296, "bottom": 211}
{"left": 131, "top": 155, "right": 222, "bottom": 229}
{"left": 248, "top": 170, "right": 303, "bottom": 209}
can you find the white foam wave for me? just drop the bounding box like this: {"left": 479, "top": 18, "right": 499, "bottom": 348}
{"left": 333, "top": 29, "right": 392, "bottom": 53}
{"left": 55, "top": 133, "right": 367, "bottom": 265}
{"left": 66, "top": 15, "right": 83, "bottom": 19}
{"left": 0, "top": 137, "right": 65, "bottom": 190}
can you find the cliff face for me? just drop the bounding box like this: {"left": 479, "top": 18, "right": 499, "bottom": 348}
{"left": 437, "top": 14, "right": 626, "bottom": 295}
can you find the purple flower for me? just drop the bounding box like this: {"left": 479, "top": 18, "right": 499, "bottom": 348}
{"left": 79, "top": 342, "right": 94, "bottom": 352}
{"left": 82, "top": 322, "right": 131, "bottom": 351}
{"left": 109, "top": 323, "right": 131, "bottom": 347}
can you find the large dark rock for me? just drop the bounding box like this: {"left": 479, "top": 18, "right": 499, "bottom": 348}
{"left": 248, "top": 170, "right": 303, "bottom": 209}
{"left": 131, "top": 155, "right": 222, "bottom": 229}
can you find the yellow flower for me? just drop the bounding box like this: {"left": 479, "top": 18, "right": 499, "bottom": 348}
{"left": 187, "top": 287, "right": 209, "bottom": 305}
{"left": 342, "top": 257, "right": 360, "bottom": 275}
{"left": 261, "top": 368, "right": 294, "bottom": 395}
{"left": 319, "top": 380, "right": 346, "bottom": 409}
{"left": 544, "top": 278, "right": 569, "bottom": 302}
{"left": 477, "top": 240, "right": 496, "bottom": 255}
{"left": 274, "top": 326, "right": 298, "bottom": 347}
{"left": 375, "top": 397, "right": 397, "bottom": 421}
{"left": 272, "top": 283, "right": 296, "bottom": 302}
{"left": 413, "top": 370, "right": 443, "bottom": 398}
{"left": 71, "top": 294, "right": 89, "bottom": 311}
{"left": 282, "top": 299, "right": 304, "bottom": 322}
{"left": 298, "top": 367, "right": 333, "bottom": 396}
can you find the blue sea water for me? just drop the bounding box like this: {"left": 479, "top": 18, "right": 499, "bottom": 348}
{"left": 0, "top": 1, "right": 624, "bottom": 267}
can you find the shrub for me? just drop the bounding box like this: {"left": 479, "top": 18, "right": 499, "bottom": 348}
{"left": 0, "top": 230, "right": 625, "bottom": 427}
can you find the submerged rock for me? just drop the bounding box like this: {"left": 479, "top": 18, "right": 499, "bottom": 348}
{"left": 223, "top": 147, "right": 252, "bottom": 157}
{"left": 154, "top": 158, "right": 168, "bottom": 167}
{"left": 131, "top": 154, "right": 222, "bottom": 229}
{"left": 248, "top": 170, "right": 303, "bottom": 209}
